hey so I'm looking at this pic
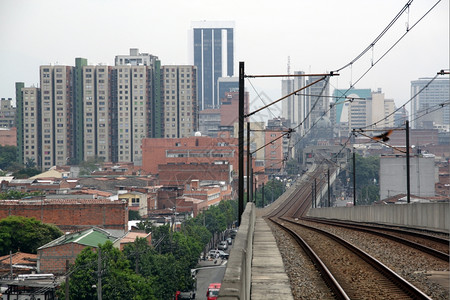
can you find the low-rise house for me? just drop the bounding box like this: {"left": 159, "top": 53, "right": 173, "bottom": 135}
{"left": 37, "top": 227, "right": 118, "bottom": 274}
{"left": 0, "top": 252, "right": 37, "bottom": 276}
{"left": 113, "top": 231, "right": 152, "bottom": 250}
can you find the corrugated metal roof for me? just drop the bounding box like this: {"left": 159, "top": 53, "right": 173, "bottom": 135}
{"left": 38, "top": 227, "right": 116, "bottom": 250}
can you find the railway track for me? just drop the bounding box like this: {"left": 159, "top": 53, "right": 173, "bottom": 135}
{"left": 263, "top": 165, "right": 449, "bottom": 299}
{"left": 301, "top": 217, "right": 450, "bottom": 261}
{"left": 270, "top": 216, "right": 432, "bottom": 300}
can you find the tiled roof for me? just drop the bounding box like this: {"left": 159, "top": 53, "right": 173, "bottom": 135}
{"left": 0, "top": 252, "right": 37, "bottom": 266}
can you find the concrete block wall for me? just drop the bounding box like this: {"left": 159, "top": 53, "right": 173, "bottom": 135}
{"left": 308, "top": 202, "right": 449, "bottom": 231}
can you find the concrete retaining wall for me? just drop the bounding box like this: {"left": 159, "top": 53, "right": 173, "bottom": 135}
{"left": 308, "top": 202, "right": 449, "bottom": 231}
{"left": 219, "top": 202, "right": 255, "bottom": 300}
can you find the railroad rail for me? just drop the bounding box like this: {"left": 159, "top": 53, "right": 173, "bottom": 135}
{"left": 270, "top": 216, "right": 432, "bottom": 299}
{"left": 301, "top": 216, "right": 450, "bottom": 261}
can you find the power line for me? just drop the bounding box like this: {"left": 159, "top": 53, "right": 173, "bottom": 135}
{"left": 359, "top": 71, "right": 445, "bottom": 130}
{"left": 334, "top": 0, "right": 414, "bottom": 73}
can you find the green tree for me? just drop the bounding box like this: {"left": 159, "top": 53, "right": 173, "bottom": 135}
{"left": 0, "top": 190, "right": 45, "bottom": 200}
{"left": 58, "top": 241, "right": 156, "bottom": 300}
{"left": 0, "top": 145, "right": 18, "bottom": 171}
{"left": 79, "top": 157, "right": 104, "bottom": 176}
{"left": 129, "top": 210, "right": 141, "bottom": 221}
{"left": 12, "top": 168, "right": 40, "bottom": 179}
{"left": 344, "top": 154, "right": 380, "bottom": 204}
{"left": 285, "top": 158, "right": 300, "bottom": 175}
{"left": 0, "top": 216, "right": 62, "bottom": 255}
{"left": 254, "top": 179, "right": 284, "bottom": 207}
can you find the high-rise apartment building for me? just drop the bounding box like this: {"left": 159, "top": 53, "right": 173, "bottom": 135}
{"left": 334, "top": 89, "right": 371, "bottom": 137}
{"left": 303, "top": 76, "right": 330, "bottom": 131}
{"left": 370, "top": 89, "right": 394, "bottom": 129}
{"left": 115, "top": 48, "right": 158, "bottom": 67}
{"left": 0, "top": 98, "right": 16, "bottom": 128}
{"left": 115, "top": 48, "right": 163, "bottom": 139}
{"left": 410, "top": 77, "right": 449, "bottom": 130}
{"left": 16, "top": 53, "right": 196, "bottom": 170}
{"left": 15, "top": 82, "right": 25, "bottom": 165}
{"left": 81, "top": 65, "right": 112, "bottom": 163}
{"left": 40, "top": 65, "right": 74, "bottom": 169}
{"left": 190, "top": 21, "right": 235, "bottom": 111}
{"left": 20, "top": 87, "right": 40, "bottom": 167}
{"left": 333, "top": 88, "right": 397, "bottom": 137}
{"left": 162, "top": 65, "right": 197, "bottom": 138}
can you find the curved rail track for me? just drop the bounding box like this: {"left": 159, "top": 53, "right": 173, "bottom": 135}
{"left": 263, "top": 164, "right": 447, "bottom": 299}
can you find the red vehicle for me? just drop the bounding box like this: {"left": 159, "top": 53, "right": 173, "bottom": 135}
{"left": 206, "top": 283, "right": 221, "bottom": 300}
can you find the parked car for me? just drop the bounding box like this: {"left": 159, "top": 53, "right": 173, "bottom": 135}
{"left": 208, "top": 250, "right": 229, "bottom": 259}
{"left": 229, "top": 229, "right": 238, "bottom": 239}
{"left": 218, "top": 241, "right": 228, "bottom": 250}
{"left": 226, "top": 237, "right": 232, "bottom": 245}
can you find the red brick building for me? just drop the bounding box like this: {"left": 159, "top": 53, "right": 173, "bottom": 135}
{"left": 0, "top": 127, "right": 16, "bottom": 146}
{"left": 0, "top": 199, "right": 128, "bottom": 232}
{"left": 141, "top": 134, "right": 239, "bottom": 174}
{"left": 158, "top": 163, "right": 232, "bottom": 186}
{"left": 220, "top": 91, "right": 249, "bottom": 126}
{"left": 264, "top": 130, "right": 284, "bottom": 173}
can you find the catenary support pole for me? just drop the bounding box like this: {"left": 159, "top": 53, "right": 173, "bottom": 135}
{"left": 327, "top": 169, "right": 331, "bottom": 207}
{"left": 314, "top": 178, "right": 317, "bottom": 208}
{"left": 98, "top": 248, "right": 102, "bottom": 300}
{"left": 353, "top": 150, "right": 356, "bottom": 206}
{"left": 238, "top": 62, "right": 245, "bottom": 225}
{"left": 247, "top": 122, "right": 250, "bottom": 203}
{"left": 250, "top": 154, "right": 253, "bottom": 203}
{"left": 65, "top": 260, "right": 69, "bottom": 300}
{"left": 262, "top": 182, "right": 265, "bottom": 207}
{"left": 406, "top": 120, "right": 411, "bottom": 204}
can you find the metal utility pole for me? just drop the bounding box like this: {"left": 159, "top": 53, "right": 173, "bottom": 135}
{"left": 238, "top": 62, "right": 245, "bottom": 225}
{"left": 311, "top": 182, "right": 314, "bottom": 208}
{"left": 327, "top": 169, "right": 331, "bottom": 207}
{"left": 9, "top": 251, "right": 12, "bottom": 279}
{"left": 353, "top": 150, "right": 356, "bottom": 206}
{"left": 247, "top": 122, "right": 251, "bottom": 203}
{"left": 262, "top": 182, "right": 265, "bottom": 207}
{"left": 406, "top": 120, "right": 411, "bottom": 203}
{"left": 314, "top": 178, "right": 317, "bottom": 208}
{"left": 250, "top": 154, "right": 254, "bottom": 203}
{"left": 65, "top": 260, "right": 69, "bottom": 300}
{"left": 97, "top": 248, "right": 102, "bottom": 300}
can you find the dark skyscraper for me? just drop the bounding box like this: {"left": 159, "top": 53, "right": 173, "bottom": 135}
{"left": 190, "top": 21, "right": 235, "bottom": 111}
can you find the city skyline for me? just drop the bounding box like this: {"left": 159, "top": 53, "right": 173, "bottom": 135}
{"left": 1, "top": 0, "right": 448, "bottom": 116}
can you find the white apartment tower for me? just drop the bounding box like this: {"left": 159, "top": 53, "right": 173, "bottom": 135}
{"left": 411, "top": 77, "right": 449, "bottom": 130}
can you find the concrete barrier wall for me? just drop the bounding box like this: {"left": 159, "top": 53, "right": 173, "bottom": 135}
{"left": 219, "top": 202, "right": 255, "bottom": 300}
{"left": 308, "top": 202, "right": 449, "bottom": 231}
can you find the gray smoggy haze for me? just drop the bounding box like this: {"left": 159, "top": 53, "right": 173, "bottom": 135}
{"left": 1, "top": 0, "right": 448, "bottom": 120}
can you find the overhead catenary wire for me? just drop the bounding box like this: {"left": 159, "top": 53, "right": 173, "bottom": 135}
{"left": 334, "top": 0, "right": 413, "bottom": 73}
{"left": 330, "top": 0, "right": 442, "bottom": 108}
{"left": 348, "top": 0, "right": 442, "bottom": 90}
{"left": 359, "top": 71, "right": 446, "bottom": 130}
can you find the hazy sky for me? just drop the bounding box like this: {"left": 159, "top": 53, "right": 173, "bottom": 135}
{"left": 1, "top": 0, "right": 448, "bottom": 121}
